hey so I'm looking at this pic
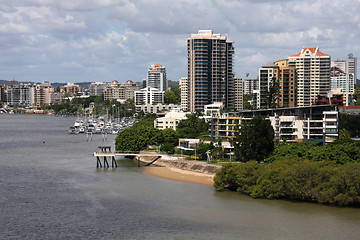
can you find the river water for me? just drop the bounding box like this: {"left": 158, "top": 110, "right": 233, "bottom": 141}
{"left": 0, "top": 114, "right": 360, "bottom": 240}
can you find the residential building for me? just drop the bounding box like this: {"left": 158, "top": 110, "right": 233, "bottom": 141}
{"left": 33, "top": 81, "right": 53, "bottom": 107}
{"left": 104, "top": 80, "right": 140, "bottom": 101}
{"left": 134, "top": 87, "right": 164, "bottom": 105}
{"left": 135, "top": 103, "right": 180, "bottom": 114}
{"left": 63, "top": 83, "right": 81, "bottom": 95}
{"left": 257, "top": 62, "right": 278, "bottom": 109}
{"left": 234, "top": 77, "right": 243, "bottom": 111}
{"left": 187, "top": 30, "right": 235, "bottom": 112}
{"left": 154, "top": 110, "right": 188, "bottom": 130}
{"left": 329, "top": 88, "right": 352, "bottom": 106}
{"left": 50, "top": 92, "right": 65, "bottom": 105}
{"left": 6, "top": 84, "right": 34, "bottom": 107}
{"left": 274, "top": 59, "right": 297, "bottom": 108}
{"left": 210, "top": 105, "right": 338, "bottom": 143}
{"left": 288, "top": 47, "right": 331, "bottom": 107}
{"left": 330, "top": 66, "right": 355, "bottom": 93}
{"left": 204, "top": 102, "right": 224, "bottom": 116}
{"left": 243, "top": 78, "right": 259, "bottom": 95}
{"left": 89, "top": 82, "right": 107, "bottom": 96}
{"left": 144, "top": 64, "right": 168, "bottom": 91}
{"left": 179, "top": 77, "right": 188, "bottom": 111}
{"left": 0, "top": 85, "right": 5, "bottom": 103}
{"left": 346, "top": 53, "right": 357, "bottom": 81}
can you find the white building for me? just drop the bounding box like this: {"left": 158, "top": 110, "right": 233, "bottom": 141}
{"left": 210, "top": 105, "right": 338, "bottom": 143}
{"left": 204, "top": 102, "right": 224, "bottom": 116}
{"left": 288, "top": 47, "right": 331, "bottom": 107}
{"left": 154, "top": 110, "right": 189, "bottom": 130}
{"left": 135, "top": 103, "right": 180, "bottom": 114}
{"left": 179, "top": 77, "right": 188, "bottom": 111}
{"left": 134, "top": 87, "right": 164, "bottom": 105}
{"left": 6, "top": 84, "right": 34, "bottom": 107}
{"left": 144, "top": 64, "right": 167, "bottom": 91}
{"left": 89, "top": 82, "right": 107, "bottom": 96}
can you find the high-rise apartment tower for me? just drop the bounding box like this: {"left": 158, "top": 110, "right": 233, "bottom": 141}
{"left": 288, "top": 48, "right": 331, "bottom": 107}
{"left": 187, "top": 30, "right": 235, "bottom": 112}
{"left": 145, "top": 64, "right": 167, "bottom": 91}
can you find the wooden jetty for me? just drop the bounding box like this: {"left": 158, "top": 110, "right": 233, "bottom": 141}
{"left": 94, "top": 146, "right": 161, "bottom": 168}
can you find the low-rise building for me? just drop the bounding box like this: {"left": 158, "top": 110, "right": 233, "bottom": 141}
{"left": 104, "top": 80, "right": 140, "bottom": 101}
{"left": 210, "top": 105, "right": 338, "bottom": 143}
{"left": 154, "top": 110, "right": 189, "bottom": 130}
{"left": 62, "top": 83, "right": 81, "bottom": 95}
{"left": 135, "top": 103, "right": 180, "bottom": 114}
{"left": 134, "top": 87, "right": 164, "bottom": 105}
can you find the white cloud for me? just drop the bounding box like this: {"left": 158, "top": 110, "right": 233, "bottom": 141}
{"left": 0, "top": 0, "right": 359, "bottom": 82}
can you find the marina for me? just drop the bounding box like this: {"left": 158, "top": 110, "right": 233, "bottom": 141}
{"left": 68, "top": 116, "right": 138, "bottom": 135}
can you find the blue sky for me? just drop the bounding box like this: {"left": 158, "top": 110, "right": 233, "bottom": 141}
{"left": 0, "top": 0, "right": 359, "bottom": 83}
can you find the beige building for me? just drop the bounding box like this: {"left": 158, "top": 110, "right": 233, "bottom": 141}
{"left": 154, "top": 111, "right": 188, "bottom": 130}
{"left": 274, "top": 59, "right": 297, "bottom": 108}
{"left": 288, "top": 48, "right": 331, "bottom": 107}
{"left": 179, "top": 77, "right": 188, "bottom": 111}
{"left": 34, "top": 81, "right": 53, "bottom": 107}
{"left": 234, "top": 77, "right": 243, "bottom": 111}
{"left": 104, "top": 80, "right": 140, "bottom": 101}
{"left": 63, "top": 83, "right": 81, "bottom": 95}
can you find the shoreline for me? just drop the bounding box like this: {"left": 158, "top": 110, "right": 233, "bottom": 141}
{"left": 142, "top": 165, "right": 215, "bottom": 186}
{"left": 137, "top": 155, "right": 221, "bottom": 186}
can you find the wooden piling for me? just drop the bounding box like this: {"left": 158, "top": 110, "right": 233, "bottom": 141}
{"left": 96, "top": 156, "right": 102, "bottom": 168}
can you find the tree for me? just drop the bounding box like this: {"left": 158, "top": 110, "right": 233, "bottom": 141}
{"left": 176, "top": 112, "right": 209, "bottom": 138}
{"left": 160, "top": 128, "right": 179, "bottom": 153}
{"left": 243, "top": 94, "right": 254, "bottom": 110}
{"left": 233, "top": 115, "right": 274, "bottom": 162}
{"left": 264, "top": 77, "right": 280, "bottom": 109}
{"left": 164, "top": 85, "right": 181, "bottom": 104}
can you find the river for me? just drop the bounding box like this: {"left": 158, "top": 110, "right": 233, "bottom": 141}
{"left": 0, "top": 114, "right": 359, "bottom": 239}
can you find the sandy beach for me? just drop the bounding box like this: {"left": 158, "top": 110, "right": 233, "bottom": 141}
{"left": 143, "top": 166, "right": 215, "bottom": 186}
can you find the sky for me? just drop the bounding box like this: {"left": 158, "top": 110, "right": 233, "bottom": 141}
{"left": 0, "top": 0, "right": 359, "bottom": 83}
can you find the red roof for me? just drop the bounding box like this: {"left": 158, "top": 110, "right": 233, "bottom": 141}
{"left": 154, "top": 64, "right": 161, "bottom": 67}
{"left": 316, "top": 52, "right": 329, "bottom": 57}
{"left": 112, "top": 80, "right": 119, "bottom": 84}
{"left": 289, "top": 48, "right": 329, "bottom": 57}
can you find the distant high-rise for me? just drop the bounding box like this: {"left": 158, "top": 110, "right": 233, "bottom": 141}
{"left": 346, "top": 53, "right": 357, "bottom": 82}
{"left": 274, "top": 59, "right": 296, "bottom": 108}
{"left": 243, "top": 78, "right": 259, "bottom": 95}
{"left": 145, "top": 64, "right": 167, "bottom": 91}
{"left": 288, "top": 47, "right": 331, "bottom": 107}
{"left": 234, "top": 77, "right": 243, "bottom": 111}
{"left": 179, "top": 77, "right": 188, "bottom": 111}
{"left": 187, "top": 30, "right": 235, "bottom": 112}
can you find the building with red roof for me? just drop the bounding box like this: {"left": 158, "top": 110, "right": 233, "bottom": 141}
{"left": 288, "top": 48, "right": 331, "bottom": 107}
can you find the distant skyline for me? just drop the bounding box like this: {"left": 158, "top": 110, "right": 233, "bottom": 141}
{"left": 0, "top": 0, "right": 359, "bottom": 83}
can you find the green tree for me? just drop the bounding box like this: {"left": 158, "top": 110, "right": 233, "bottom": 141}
{"left": 264, "top": 77, "right": 280, "bottom": 109}
{"left": 164, "top": 85, "right": 181, "bottom": 104}
{"left": 160, "top": 128, "right": 179, "bottom": 153}
{"left": 176, "top": 113, "right": 209, "bottom": 138}
{"left": 243, "top": 94, "right": 254, "bottom": 110}
{"left": 233, "top": 115, "right": 274, "bottom": 162}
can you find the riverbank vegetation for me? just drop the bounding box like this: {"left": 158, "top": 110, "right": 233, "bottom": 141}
{"left": 214, "top": 138, "right": 360, "bottom": 207}
{"left": 214, "top": 115, "right": 360, "bottom": 207}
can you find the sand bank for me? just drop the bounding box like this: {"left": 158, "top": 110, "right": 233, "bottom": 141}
{"left": 138, "top": 155, "right": 221, "bottom": 186}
